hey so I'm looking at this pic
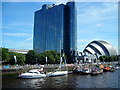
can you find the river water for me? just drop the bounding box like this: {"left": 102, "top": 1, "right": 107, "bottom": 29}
{"left": 2, "top": 70, "right": 120, "bottom": 89}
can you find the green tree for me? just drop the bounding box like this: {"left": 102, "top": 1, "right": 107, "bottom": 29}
{"left": 2, "top": 48, "right": 10, "bottom": 63}
{"left": 25, "top": 50, "right": 63, "bottom": 64}
{"left": 37, "top": 53, "right": 46, "bottom": 64}
{"left": 99, "top": 55, "right": 119, "bottom": 62}
{"left": 2, "top": 48, "right": 26, "bottom": 65}
{"left": 8, "top": 52, "right": 25, "bottom": 65}
{"left": 43, "top": 50, "right": 60, "bottom": 64}
{"left": 16, "top": 53, "right": 26, "bottom": 65}
{"left": 25, "top": 50, "right": 38, "bottom": 64}
{"left": 99, "top": 56, "right": 104, "bottom": 62}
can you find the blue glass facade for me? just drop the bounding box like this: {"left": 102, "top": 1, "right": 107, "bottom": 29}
{"left": 33, "top": 2, "right": 77, "bottom": 62}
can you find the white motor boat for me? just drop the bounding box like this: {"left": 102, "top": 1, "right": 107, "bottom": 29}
{"left": 114, "top": 66, "right": 120, "bottom": 70}
{"left": 47, "top": 70, "right": 68, "bottom": 77}
{"left": 19, "top": 69, "right": 46, "bottom": 79}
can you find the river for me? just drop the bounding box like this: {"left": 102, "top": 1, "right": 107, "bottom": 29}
{"left": 2, "top": 70, "right": 120, "bottom": 89}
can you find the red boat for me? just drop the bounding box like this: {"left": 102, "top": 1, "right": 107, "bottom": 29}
{"left": 103, "top": 67, "right": 110, "bottom": 72}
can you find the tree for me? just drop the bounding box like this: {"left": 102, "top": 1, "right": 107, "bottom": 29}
{"left": 25, "top": 50, "right": 38, "bottom": 64}
{"left": 25, "top": 50, "right": 63, "bottom": 64}
{"left": 2, "top": 48, "right": 10, "bottom": 63}
{"left": 42, "top": 50, "right": 60, "bottom": 64}
{"left": 37, "top": 53, "right": 46, "bottom": 64}
{"left": 99, "top": 55, "right": 119, "bottom": 62}
{"left": 99, "top": 56, "right": 104, "bottom": 62}
{"left": 16, "top": 53, "right": 26, "bottom": 65}
{"left": 7, "top": 52, "right": 25, "bottom": 65}
{"left": 2, "top": 48, "right": 26, "bottom": 65}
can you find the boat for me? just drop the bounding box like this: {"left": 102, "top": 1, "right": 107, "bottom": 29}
{"left": 113, "top": 65, "right": 120, "bottom": 70}
{"left": 114, "top": 66, "right": 120, "bottom": 70}
{"left": 99, "top": 69, "right": 103, "bottom": 74}
{"left": 103, "top": 67, "right": 110, "bottom": 72}
{"left": 81, "top": 67, "right": 91, "bottom": 75}
{"left": 99, "top": 64, "right": 104, "bottom": 69}
{"left": 47, "top": 70, "right": 68, "bottom": 77}
{"left": 19, "top": 69, "right": 46, "bottom": 79}
{"left": 91, "top": 71, "right": 100, "bottom": 75}
{"left": 46, "top": 57, "right": 68, "bottom": 77}
{"left": 109, "top": 68, "right": 115, "bottom": 72}
{"left": 73, "top": 66, "right": 83, "bottom": 74}
{"left": 90, "top": 67, "right": 101, "bottom": 75}
{"left": 46, "top": 40, "right": 68, "bottom": 77}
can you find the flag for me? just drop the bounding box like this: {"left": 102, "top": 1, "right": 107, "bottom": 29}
{"left": 14, "top": 56, "right": 17, "bottom": 63}
{"left": 46, "top": 57, "right": 47, "bottom": 64}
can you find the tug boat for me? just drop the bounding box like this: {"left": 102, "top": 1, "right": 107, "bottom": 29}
{"left": 19, "top": 69, "right": 46, "bottom": 79}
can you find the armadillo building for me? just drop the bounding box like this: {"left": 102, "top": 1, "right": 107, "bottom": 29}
{"left": 83, "top": 40, "right": 117, "bottom": 57}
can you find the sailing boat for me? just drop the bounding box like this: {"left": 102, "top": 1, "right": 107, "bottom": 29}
{"left": 47, "top": 57, "right": 68, "bottom": 77}
{"left": 47, "top": 40, "right": 68, "bottom": 77}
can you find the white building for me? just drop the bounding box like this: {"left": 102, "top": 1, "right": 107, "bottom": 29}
{"left": 9, "top": 49, "right": 29, "bottom": 54}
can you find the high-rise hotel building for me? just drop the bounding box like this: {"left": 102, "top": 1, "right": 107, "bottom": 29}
{"left": 33, "top": 2, "right": 77, "bottom": 62}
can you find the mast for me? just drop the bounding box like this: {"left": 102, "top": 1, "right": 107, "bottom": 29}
{"left": 59, "top": 40, "right": 62, "bottom": 69}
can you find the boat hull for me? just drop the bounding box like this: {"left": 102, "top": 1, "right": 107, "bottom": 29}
{"left": 47, "top": 71, "right": 68, "bottom": 77}
{"left": 18, "top": 69, "right": 46, "bottom": 79}
{"left": 103, "top": 69, "right": 110, "bottom": 72}
{"left": 19, "top": 75, "right": 46, "bottom": 79}
{"left": 114, "top": 67, "right": 120, "bottom": 70}
{"left": 73, "top": 70, "right": 82, "bottom": 74}
{"left": 80, "top": 72, "right": 91, "bottom": 75}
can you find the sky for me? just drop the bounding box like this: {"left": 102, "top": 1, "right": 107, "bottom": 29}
{"left": 1, "top": 1, "right": 118, "bottom": 53}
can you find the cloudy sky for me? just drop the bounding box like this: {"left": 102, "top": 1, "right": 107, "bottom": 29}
{"left": 1, "top": 1, "right": 118, "bottom": 53}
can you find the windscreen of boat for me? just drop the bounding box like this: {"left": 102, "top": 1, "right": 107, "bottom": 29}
{"left": 33, "top": 72, "right": 39, "bottom": 74}
{"left": 28, "top": 72, "right": 39, "bottom": 74}
{"left": 40, "top": 72, "right": 44, "bottom": 74}
{"left": 84, "top": 69, "right": 88, "bottom": 71}
{"left": 29, "top": 72, "right": 34, "bottom": 73}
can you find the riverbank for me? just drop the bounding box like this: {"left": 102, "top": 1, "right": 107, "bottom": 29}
{"left": 1, "top": 64, "right": 74, "bottom": 75}
{"left": 1, "top": 62, "right": 120, "bottom": 75}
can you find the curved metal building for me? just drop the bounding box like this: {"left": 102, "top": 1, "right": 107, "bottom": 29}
{"left": 83, "top": 40, "right": 117, "bottom": 56}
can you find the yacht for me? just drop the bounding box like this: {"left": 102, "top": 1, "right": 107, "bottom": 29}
{"left": 47, "top": 70, "right": 68, "bottom": 77}
{"left": 47, "top": 40, "right": 68, "bottom": 77}
{"left": 46, "top": 57, "right": 68, "bottom": 77}
{"left": 19, "top": 69, "right": 46, "bottom": 79}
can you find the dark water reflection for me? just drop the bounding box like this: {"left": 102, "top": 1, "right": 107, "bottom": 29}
{"left": 2, "top": 70, "right": 119, "bottom": 89}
